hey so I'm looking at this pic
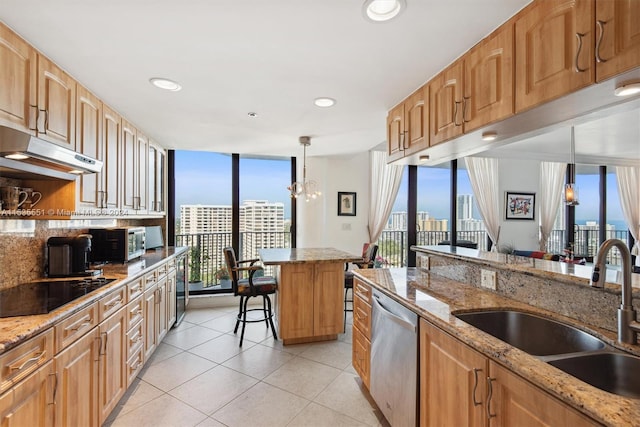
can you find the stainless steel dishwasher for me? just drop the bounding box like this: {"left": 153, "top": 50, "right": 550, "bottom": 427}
{"left": 370, "top": 289, "right": 418, "bottom": 426}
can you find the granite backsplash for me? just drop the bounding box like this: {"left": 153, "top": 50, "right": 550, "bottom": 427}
{"left": 0, "top": 218, "right": 165, "bottom": 290}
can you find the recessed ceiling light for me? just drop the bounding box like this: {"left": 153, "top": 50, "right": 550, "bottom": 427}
{"left": 419, "top": 155, "right": 430, "bottom": 162}
{"left": 314, "top": 97, "right": 336, "bottom": 108}
{"left": 362, "top": 0, "right": 406, "bottom": 22}
{"left": 614, "top": 81, "right": 640, "bottom": 97}
{"left": 482, "top": 131, "right": 498, "bottom": 141}
{"left": 149, "top": 77, "right": 182, "bottom": 92}
{"left": 5, "top": 153, "right": 29, "bottom": 160}
{"left": 247, "top": 112, "right": 258, "bottom": 118}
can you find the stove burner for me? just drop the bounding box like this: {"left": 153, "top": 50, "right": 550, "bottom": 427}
{"left": 0, "top": 277, "right": 117, "bottom": 318}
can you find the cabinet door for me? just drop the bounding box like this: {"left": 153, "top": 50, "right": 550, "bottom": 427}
{"left": 404, "top": 85, "right": 429, "bottom": 156}
{"left": 37, "top": 55, "right": 76, "bottom": 149}
{"left": 156, "top": 278, "right": 168, "bottom": 342}
{"left": 595, "top": 0, "right": 640, "bottom": 81}
{"left": 464, "top": 22, "right": 514, "bottom": 132}
{"left": 102, "top": 105, "right": 121, "bottom": 209}
{"left": 121, "top": 120, "right": 136, "bottom": 211}
{"left": 420, "top": 319, "right": 486, "bottom": 427}
{"left": 98, "top": 307, "right": 127, "bottom": 425}
{"left": 488, "top": 361, "right": 598, "bottom": 426}
{"left": 430, "top": 60, "right": 464, "bottom": 146}
{"left": 386, "top": 103, "right": 404, "bottom": 162}
{"left": 0, "top": 23, "right": 37, "bottom": 133}
{"left": 156, "top": 149, "right": 165, "bottom": 212}
{"left": 148, "top": 145, "right": 157, "bottom": 212}
{"left": 278, "top": 263, "right": 314, "bottom": 339}
{"left": 136, "top": 132, "right": 149, "bottom": 212}
{"left": 312, "top": 263, "right": 344, "bottom": 336}
{"left": 352, "top": 326, "right": 370, "bottom": 389}
{"left": 54, "top": 328, "right": 100, "bottom": 427}
{"left": 76, "top": 86, "right": 103, "bottom": 210}
{"left": 0, "top": 361, "right": 54, "bottom": 427}
{"left": 515, "top": 0, "right": 594, "bottom": 113}
{"left": 143, "top": 285, "right": 158, "bottom": 360}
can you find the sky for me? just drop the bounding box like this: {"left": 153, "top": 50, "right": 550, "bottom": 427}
{"left": 176, "top": 150, "right": 625, "bottom": 226}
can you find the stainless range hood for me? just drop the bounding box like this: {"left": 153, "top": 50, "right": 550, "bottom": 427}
{"left": 0, "top": 126, "right": 102, "bottom": 180}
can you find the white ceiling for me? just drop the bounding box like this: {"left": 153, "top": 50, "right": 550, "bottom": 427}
{"left": 1, "top": 0, "right": 637, "bottom": 164}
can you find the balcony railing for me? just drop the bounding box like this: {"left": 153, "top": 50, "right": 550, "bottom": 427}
{"left": 546, "top": 228, "right": 631, "bottom": 265}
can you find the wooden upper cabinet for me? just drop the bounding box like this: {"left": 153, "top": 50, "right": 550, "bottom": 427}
{"left": 595, "top": 0, "right": 640, "bottom": 81}
{"left": 0, "top": 24, "right": 37, "bottom": 133}
{"left": 464, "top": 22, "right": 515, "bottom": 133}
{"left": 76, "top": 86, "right": 103, "bottom": 210}
{"left": 37, "top": 55, "right": 76, "bottom": 149}
{"left": 404, "top": 85, "right": 429, "bottom": 156}
{"left": 102, "top": 105, "right": 121, "bottom": 209}
{"left": 515, "top": 0, "right": 595, "bottom": 113}
{"left": 430, "top": 60, "right": 464, "bottom": 146}
{"left": 136, "top": 132, "right": 148, "bottom": 212}
{"left": 121, "top": 119, "right": 136, "bottom": 211}
{"left": 386, "top": 103, "right": 404, "bottom": 162}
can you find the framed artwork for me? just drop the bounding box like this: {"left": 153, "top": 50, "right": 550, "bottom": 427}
{"left": 505, "top": 191, "right": 535, "bottom": 220}
{"left": 338, "top": 192, "right": 356, "bottom": 216}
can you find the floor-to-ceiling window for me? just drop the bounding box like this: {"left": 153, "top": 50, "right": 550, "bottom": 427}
{"left": 456, "top": 164, "right": 488, "bottom": 251}
{"left": 379, "top": 168, "right": 408, "bottom": 266}
{"left": 416, "top": 164, "right": 453, "bottom": 247}
{"left": 173, "top": 151, "right": 291, "bottom": 294}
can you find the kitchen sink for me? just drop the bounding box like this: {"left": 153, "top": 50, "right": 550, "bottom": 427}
{"left": 548, "top": 352, "right": 640, "bottom": 399}
{"left": 454, "top": 310, "right": 607, "bottom": 356}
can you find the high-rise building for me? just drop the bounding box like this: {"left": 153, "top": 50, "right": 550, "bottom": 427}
{"left": 457, "top": 194, "right": 473, "bottom": 220}
{"left": 240, "top": 200, "right": 286, "bottom": 259}
{"left": 180, "top": 205, "right": 232, "bottom": 234}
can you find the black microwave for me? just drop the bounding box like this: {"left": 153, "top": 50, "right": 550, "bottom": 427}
{"left": 89, "top": 227, "right": 146, "bottom": 263}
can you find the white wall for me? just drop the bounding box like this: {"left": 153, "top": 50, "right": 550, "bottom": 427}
{"left": 298, "top": 152, "right": 370, "bottom": 255}
{"left": 497, "top": 158, "right": 541, "bottom": 251}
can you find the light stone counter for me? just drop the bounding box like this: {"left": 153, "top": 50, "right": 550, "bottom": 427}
{"left": 354, "top": 267, "right": 640, "bottom": 427}
{"left": 0, "top": 246, "right": 187, "bottom": 354}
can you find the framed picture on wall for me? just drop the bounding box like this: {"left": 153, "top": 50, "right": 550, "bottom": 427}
{"left": 505, "top": 191, "right": 535, "bottom": 220}
{"left": 338, "top": 192, "right": 356, "bottom": 216}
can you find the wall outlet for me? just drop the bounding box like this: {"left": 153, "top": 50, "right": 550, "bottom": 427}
{"left": 341, "top": 223, "right": 351, "bottom": 231}
{"left": 481, "top": 269, "right": 497, "bottom": 290}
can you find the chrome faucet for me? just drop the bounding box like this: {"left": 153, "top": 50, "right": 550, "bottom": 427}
{"left": 590, "top": 239, "right": 640, "bottom": 344}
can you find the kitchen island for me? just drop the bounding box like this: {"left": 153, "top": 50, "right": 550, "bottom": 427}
{"left": 259, "top": 247, "right": 361, "bottom": 345}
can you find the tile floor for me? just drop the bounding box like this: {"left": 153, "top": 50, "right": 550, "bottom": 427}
{"left": 105, "top": 302, "right": 387, "bottom": 427}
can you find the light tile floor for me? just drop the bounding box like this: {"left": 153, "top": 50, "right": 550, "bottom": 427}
{"left": 105, "top": 303, "right": 387, "bottom": 427}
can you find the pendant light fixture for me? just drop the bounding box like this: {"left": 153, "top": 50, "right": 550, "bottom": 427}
{"left": 288, "top": 136, "right": 321, "bottom": 202}
{"left": 564, "top": 126, "right": 579, "bottom": 206}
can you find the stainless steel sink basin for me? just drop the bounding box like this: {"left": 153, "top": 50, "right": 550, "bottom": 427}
{"left": 454, "top": 310, "right": 606, "bottom": 356}
{"left": 548, "top": 352, "right": 640, "bottom": 398}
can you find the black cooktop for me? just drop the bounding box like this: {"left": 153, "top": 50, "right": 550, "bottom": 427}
{"left": 0, "top": 277, "right": 116, "bottom": 318}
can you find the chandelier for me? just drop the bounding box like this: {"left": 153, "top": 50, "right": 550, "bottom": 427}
{"left": 288, "top": 136, "right": 321, "bottom": 201}
{"left": 564, "top": 126, "right": 579, "bottom": 206}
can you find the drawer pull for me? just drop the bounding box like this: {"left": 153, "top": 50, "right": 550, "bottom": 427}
{"left": 10, "top": 351, "right": 45, "bottom": 371}
{"left": 106, "top": 297, "right": 123, "bottom": 309}
{"left": 68, "top": 320, "right": 92, "bottom": 332}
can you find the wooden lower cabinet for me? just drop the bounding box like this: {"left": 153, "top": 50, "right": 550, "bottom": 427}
{"left": 98, "top": 307, "right": 127, "bottom": 425}
{"left": 419, "top": 318, "right": 599, "bottom": 427}
{"left": 167, "top": 269, "right": 177, "bottom": 327}
{"left": 420, "top": 319, "right": 486, "bottom": 427}
{"left": 0, "top": 360, "right": 54, "bottom": 427}
{"left": 352, "top": 279, "right": 372, "bottom": 389}
{"left": 54, "top": 328, "right": 100, "bottom": 427}
{"left": 143, "top": 283, "right": 158, "bottom": 360}
{"left": 277, "top": 262, "right": 344, "bottom": 343}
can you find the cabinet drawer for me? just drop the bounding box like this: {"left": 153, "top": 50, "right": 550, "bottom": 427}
{"left": 353, "top": 293, "right": 372, "bottom": 339}
{"left": 156, "top": 262, "right": 168, "bottom": 279}
{"left": 126, "top": 295, "right": 144, "bottom": 331}
{"left": 127, "top": 278, "right": 144, "bottom": 302}
{"left": 126, "top": 346, "right": 144, "bottom": 387}
{"left": 54, "top": 302, "right": 98, "bottom": 352}
{"left": 99, "top": 287, "right": 126, "bottom": 322}
{"left": 352, "top": 327, "right": 370, "bottom": 389}
{"left": 353, "top": 280, "right": 372, "bottom": 304}
{"left": 0, "top": 328, "right": 54, "bottom": 394}
{"left": 144, "top": 270, "right": 157, "bottom": 289}
{"left": 126, "top": 319, "right": 144, "bottom": 360}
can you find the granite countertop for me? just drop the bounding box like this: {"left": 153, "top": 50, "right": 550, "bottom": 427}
{"left": 353, "top": 267, "right": 640, "bottom": 426}
{"left": 413, "top": 245, "right": 640, "bottom": 291}
{"left": 259, "top": 247, "right": 362, "bottom": 265}
{"left": 0, "top": 246, "right": 188, "bottom": 354}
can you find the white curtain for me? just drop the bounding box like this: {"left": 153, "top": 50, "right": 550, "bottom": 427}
{"left": 615, "top": 166, "right": 640, "bottom": 256}
{"left": 538, "top": 162, "right": 567, "bottom": 251}
{"left": 465, "top": 157, "right": 501, "bottom": 251}
{"left": 368, "top": 151, "right": 405, "bottom": 243}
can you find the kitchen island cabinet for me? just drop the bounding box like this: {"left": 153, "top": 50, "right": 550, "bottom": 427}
{"left": 259, "top": 248, "right": 361, "bottom": 345}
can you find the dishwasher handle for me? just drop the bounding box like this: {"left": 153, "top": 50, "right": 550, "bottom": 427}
{"left": 372, "top": 295, "right": 416, "bottom": 332}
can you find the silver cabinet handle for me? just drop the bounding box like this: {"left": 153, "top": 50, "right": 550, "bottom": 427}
{"left": 596, "top": 20, "right": 607, "bottom": 63}
{"left": 462, "top": 96, "right": 470, "bottom": 123}
{"left": 575, "top": 33, "right": 587, "bottom": 72}
{"left": 486, "top": 377, "right": 497, "bottom": 419}
{"left": 453, "top": 100, "right": 462, "bottom": 126}
{"left": 472, "top": 368, "right": 482, "bottom": 406}
{"left": 48, "top": 372, "right": 58, "bottom": 406}
{"left": 10, "top": 351, "right": 45, "bottom": 371}
{"left": 29, "top": 105, "right": 38, "bottom": 132}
